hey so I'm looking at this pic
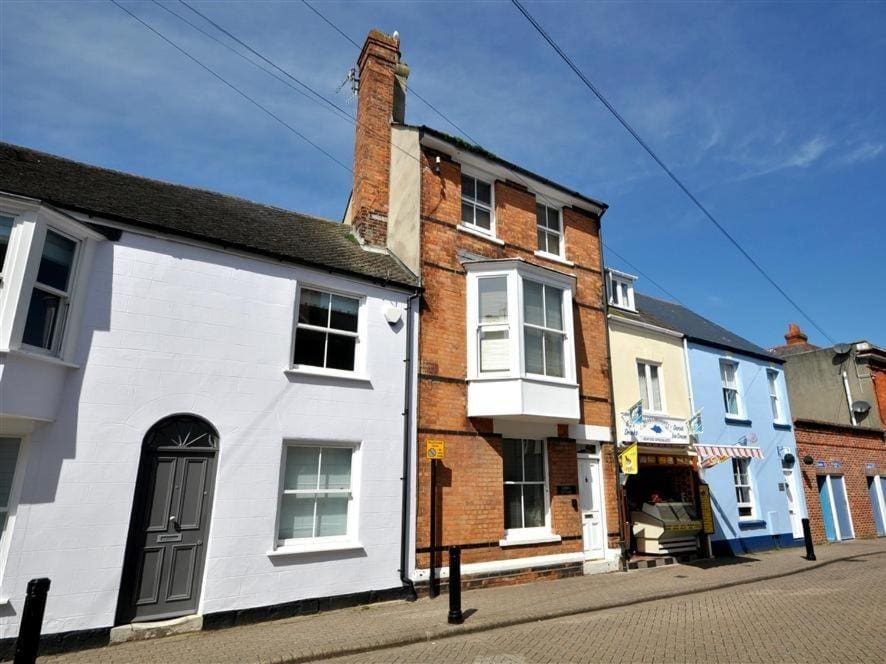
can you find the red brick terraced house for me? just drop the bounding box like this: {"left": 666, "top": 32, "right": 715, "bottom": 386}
{"left": 772, "top": 325, "right": 886, "bottom": 543}
{"left": 344, "top": 30, "right": 621, "bottom": 590}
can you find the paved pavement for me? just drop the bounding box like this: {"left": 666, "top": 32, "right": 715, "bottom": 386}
{"left": 41, "top": 539, "right": 886, "bottom": 663}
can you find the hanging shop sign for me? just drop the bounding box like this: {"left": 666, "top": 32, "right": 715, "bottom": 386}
{"left": 623, "top": 415, "right": 690, "bottom": 445}
{"left": 619, "top": 442, "right": 639, "bottom": 475}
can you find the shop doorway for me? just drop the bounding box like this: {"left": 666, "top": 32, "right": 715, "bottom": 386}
{"left": 782, "top": 467, "right": 804, "bottom": 539}
{"left": 577, "top": 453, "right": 604, "bottom": 559}
{"left": 818, "top": 474, "right": 854, "bottom": 542}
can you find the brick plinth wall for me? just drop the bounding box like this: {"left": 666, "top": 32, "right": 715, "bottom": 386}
{"left": 794, "top": 419, "right": 886, "bottom": 544}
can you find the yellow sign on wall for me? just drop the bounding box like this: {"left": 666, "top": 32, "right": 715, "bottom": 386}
{"left": 699, "top": 483, "right": 715, "bottom": 534}
{"left": 426, "top": 439, "right": 445, "bottom": 460}
{"left": 619, "top": 443, "right": 638, "bottom": 475}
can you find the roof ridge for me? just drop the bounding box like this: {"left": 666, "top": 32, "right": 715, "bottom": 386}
{"left": 0, "top": 141, "right": 339, "bottom": 228}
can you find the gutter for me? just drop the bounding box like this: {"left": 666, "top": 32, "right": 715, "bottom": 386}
{"left": 399, "top": 291, "right": 421, "bottom": 598}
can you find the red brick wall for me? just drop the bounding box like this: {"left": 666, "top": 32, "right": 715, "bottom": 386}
{"left": 794, "top": 421, "right": 886, "bottom": 543}
{"left": 872, "top": 366, "right": 886, "bottom": 425}
{"left": 415, "top": 147, "right": 616, "bottom": 572}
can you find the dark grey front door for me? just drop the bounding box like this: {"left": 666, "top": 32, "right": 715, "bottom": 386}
{"left": 118, "top": 415, "right": 218, "bottom": 624}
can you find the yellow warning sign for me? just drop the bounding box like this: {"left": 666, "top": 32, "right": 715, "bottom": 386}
{"left": 699, "top": 483, "right": 715, "bottom": 534}
{"left": 619, "top": 443, "right": 638, "bottom": 475}
{"left": 426, "top": 439, "right": 445, "bottom": 460}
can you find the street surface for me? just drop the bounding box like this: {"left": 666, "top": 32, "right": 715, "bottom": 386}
{"left": 331, "top": 554, "right": 886, "bottom": 663}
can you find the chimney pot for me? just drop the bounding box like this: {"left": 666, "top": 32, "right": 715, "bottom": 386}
{"left": 784, "top": 323, "right": 809, "bottom": 346}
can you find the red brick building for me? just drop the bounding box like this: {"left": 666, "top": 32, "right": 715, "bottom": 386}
{"left": 346, "top": 31, "right": 620, "bottom": 588}
{"left": 772, "top": 326, "right": 886, "bottom": 543}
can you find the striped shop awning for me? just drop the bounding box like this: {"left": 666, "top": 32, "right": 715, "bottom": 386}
{"left": 695, "top": 444, "right": 764, "bottom": 459}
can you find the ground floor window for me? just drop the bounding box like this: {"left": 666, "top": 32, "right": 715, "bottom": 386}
{"left": 503, "top": 439, "right": 548, "bottom": 532}
{"left": 732, "top": 458, "right": 755, "bottom": 518}
{"left": 278, "top": 444, "right": 355, "bottom": 545}
{"left": 869, "top": 475, "right": 886, "bottom": 537}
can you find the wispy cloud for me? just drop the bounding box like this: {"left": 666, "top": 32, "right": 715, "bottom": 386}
{"left": 832, "top": 141, "right": 885, "bottom": 167}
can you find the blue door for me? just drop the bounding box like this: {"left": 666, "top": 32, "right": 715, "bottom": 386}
{"left": 869, "top": 476, "right": 886, "bottom": 537}
{"left": 818, "top": 476, "right": 837, "bottom": 542}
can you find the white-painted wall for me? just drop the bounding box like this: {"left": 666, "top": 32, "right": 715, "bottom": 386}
{"left": 0, "top": 229, "right": 412, "bottom": 639}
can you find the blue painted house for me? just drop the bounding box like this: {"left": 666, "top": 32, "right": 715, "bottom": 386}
{"left": 636, "top": 295, "right": 808, "bottom": 556}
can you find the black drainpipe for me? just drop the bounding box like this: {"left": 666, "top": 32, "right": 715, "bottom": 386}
{"left": 399, "top": 291, "right": 421, "bottom": 599}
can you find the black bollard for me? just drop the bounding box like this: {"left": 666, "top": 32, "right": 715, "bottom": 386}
{"left": 447, "top": 546, "right": 464, "bottom": 625}
{"left": 15, "top": 578, "right": 51, "bottom": 664}
{"left": 801, "top": 518, "right": 816, "bottom": 561}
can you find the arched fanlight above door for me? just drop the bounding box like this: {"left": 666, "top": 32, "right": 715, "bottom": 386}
{"left": 143, "top": 414, "right": 219, "bottom": 451}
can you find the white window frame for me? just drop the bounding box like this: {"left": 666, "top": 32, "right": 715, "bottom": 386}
{"left": 0, "top": 435, "right": 28, "bottom": 591}
{"left": 477, "top": 275, "right": 510, "bottom": 374}
{"left": 767, "top": 368, "right": 784, "bottom": 423}
{"left": 637, "top": 360, "right": 666, "bottom": 414}
{"left": 522, "top": 279, "right": 567, "bottom": 379}
{"left": 20, "top": 226, "right": 81, "bottom": 357}
{"left": 720, "top": 359, "right": 745, "bottom": 419}
{"left": 732, "top": 457, "right": 756, "bottom": 519}
{"left": 821, "top": 474, "right": 855, "bottom": 541}
{"left": 290, "top": 284, "right": 367, "bottom": 379}
{"left": 459, "top": 170, "right": 495, "bottom": 237}
{"left": 502, "top": 438, "right": 552, "bottom": 541}
{"left": 0, "top": 197, "right": 101, "bottom": 361}
{"left": 536, "top": 203, "right": 564, "bottom": 259}
{"left": 465, "top": 261, "right": 576, "bottom": 386}
{"left": 607, "top": 270, "right": 635, "bottom": 311}
{"left": 274, "top": 441, "right": 361, "bottom": 554}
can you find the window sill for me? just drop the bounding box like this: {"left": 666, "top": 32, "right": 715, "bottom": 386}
{"left": 773, "top": 422, "right": 792, "bottom": 431}
{"left": 468, "top": 375, "right": 579, "bottom": 389}
{"left": 285, "top": 367, "right": 370, "bottom": 384}
{"left": 457, "top": 224, "right": 505, "bottom": 245}
{"left": 724, "top": 416, "right": 752, "bottom": 426}
{"left": 499, "top": 533, "right": 562, "bottom": 548}
{"left": 1, "top": 348, "right": 80, "bottom": 369}
{"left": 533, "top": 250, "right": 574, "bottom": 267}
{"left": 738, "top": 519, "right": 766, "bottom": 530}
{"left": 267, "top": 541, "right": 364, "bottom": 557}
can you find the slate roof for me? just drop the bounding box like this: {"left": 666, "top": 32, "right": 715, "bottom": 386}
{"left": 0, "top": 142, "right": 419, "bottom": 289}
{"left": 409, "top": 125, "right": 610, "bottom": 214}
{"left": 633, "top": 293, "right": 783, "bottom": 363}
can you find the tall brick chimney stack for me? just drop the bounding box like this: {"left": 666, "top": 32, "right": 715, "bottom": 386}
{"left": 784, "top": 323, "right": 809, "bottom": 346}
{"left": 348, "top": 29, "right": 408, "bottom": 247}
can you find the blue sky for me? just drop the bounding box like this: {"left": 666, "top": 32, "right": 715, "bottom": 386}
{"left": 2, "top": 1, "right": 884, "bottom": 350}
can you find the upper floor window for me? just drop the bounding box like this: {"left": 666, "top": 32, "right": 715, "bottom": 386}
{"left": 292, "top": 287, "right": 361, "bottom": 373}
{"left": 608, "top": 272, "right": 635, "bottom": 310}
{"left": 461, "top": 174, "right": 493, "bottom": 234}
{"left": 767, "top": 369, "right": 783, "bottom": 422}
{"left": 523, "top": 280, "right": 564, "bottom": 378}
{"left": 0, "top": 215, "right": 13, "bottom": 276}
{"left": 0, "top": 437, "right": 21, "bottom": 541}
{"left": 22, "top": 229, "right": 78, "bottom": 353}
{"left": 732, "top": 458, "right": 755, "bottom": 518}
{"left": 637, "top": 361, "right": 663, "bottom": 412}
{"left": 536, "top": 204, "right": 562, "bottom": 257}
{"left": 720, "top": 360, "right": 743, "bottom": 417}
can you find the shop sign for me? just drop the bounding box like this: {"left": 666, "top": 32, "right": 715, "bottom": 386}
{"left": 815, "top": 460, "right": 826, "bottom": 469}
{"left": 624, "top": 415, "right": 690, "bottom": 445}
{"left": 619, "top": 443, "right": 638, "bottom": 475}
{"left": 698, "top": 484, "right": 715, "bottom": 535}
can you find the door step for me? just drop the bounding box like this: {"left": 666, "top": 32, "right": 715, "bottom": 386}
{"left": 627, "top": 554, "right": 697, "bottom": 570}
{"left": 110, "top": 614, "right": 202, "bottom": 644}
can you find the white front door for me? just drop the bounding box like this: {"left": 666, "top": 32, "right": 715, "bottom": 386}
{"left": 577, "top": 454, "right": 604, "bottom": 559}
{"left": 783, "top": 468, "right": 804, "bottom": 539}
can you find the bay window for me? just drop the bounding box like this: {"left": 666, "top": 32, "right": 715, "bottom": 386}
{"left": 0, "top": 215, "right": 13, "bottom": 275}
{"left": 478, "top": 276, "right": 509, "bottom": 372}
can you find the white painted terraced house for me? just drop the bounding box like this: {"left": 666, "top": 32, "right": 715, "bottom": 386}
{"left": 0, "top": 142, "right": 420, "bottom": 653}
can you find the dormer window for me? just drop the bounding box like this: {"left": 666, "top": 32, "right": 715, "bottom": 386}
{"left": 607, "top": 270, "right": 635, "bottom": 311}
{"left": 461, "top": 174, "right": 493, "bottom": 234}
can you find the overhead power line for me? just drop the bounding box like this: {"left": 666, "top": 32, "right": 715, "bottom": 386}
{"left": 511, "top": 0, "right": 834, "bottom": 344}
{"left": 108, "top": 0, "right": 351, "bottom": 172}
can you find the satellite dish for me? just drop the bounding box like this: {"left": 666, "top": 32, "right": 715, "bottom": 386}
{"left": 851, "top": 400, "right": 871, "bottom": 415}
{"left": 833, "top": 343, "right": 852, "bottom": 356}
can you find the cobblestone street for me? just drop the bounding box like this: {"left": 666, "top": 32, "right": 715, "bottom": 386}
{"left": 333, "top": 552, "right": 886, "bottom": 663}
{"left": 40, "top": 541, "right": 886, "bottom": 663}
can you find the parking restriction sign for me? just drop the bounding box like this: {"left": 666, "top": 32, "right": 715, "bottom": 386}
{"left": 426, "top": 439, "right": 445, "bottom": 460}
